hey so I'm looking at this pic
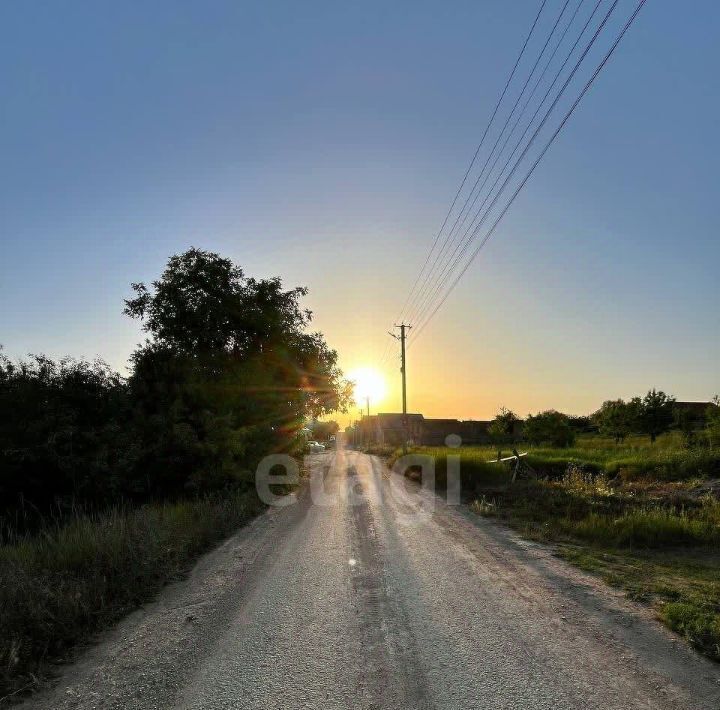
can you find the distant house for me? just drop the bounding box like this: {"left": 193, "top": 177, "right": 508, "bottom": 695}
{"left": 422, "top": 418, "right": 463, "bottom": 445}
{"left": 673, "top": 401, "right": 713, "bottom": 423}
{"left": 362, "top": 413, "right": 500, "bottom": 447}
{"left": 355, "top": 415, "right": 377, "bottom": 446}
{"left": 373, "top": 413, "right": 425, "bottom": 445}
{"left": 456, "top": 420, "right": 495, "bottom": 444}
{"left": 421, "top": 418, "right": 494, "bottom": 445}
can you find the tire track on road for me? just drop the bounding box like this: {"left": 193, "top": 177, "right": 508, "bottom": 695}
{"left": 345, "top": 460, "right": 433, "bottom": 709}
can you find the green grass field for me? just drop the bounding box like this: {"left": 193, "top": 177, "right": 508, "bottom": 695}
{"left": 389, "top": 433, "right": 720, "bottom": 662}
{"left": 401, "top": 432, "right": 720, "bottom": 482}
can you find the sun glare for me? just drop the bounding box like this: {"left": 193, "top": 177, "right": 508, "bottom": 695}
{"left": 348, "top": 366, "right": 386, "bottom": 406}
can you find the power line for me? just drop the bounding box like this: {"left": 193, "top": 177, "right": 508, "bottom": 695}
{"left": 410, "top": 0, "right": 616, "bottom": 334}
{"left": 394, "top": 0, "right": 549, "bottom": 327}
{"left": 405, "top": 0, "right": 589, "bottom": 328}
{"left": 402, "top": 0, "right": 571, "bottom": 329}
{"left": 410, "top": 0, "right": 648, "bottom": 345}
{"left": 410, "top": 0, "right": 621, "bottom": 341}
{"left": 405, "top": 0, "right": 576, "bottom": 327}
{"left": 409, "top": 0, "right": 607, "bottom": 331}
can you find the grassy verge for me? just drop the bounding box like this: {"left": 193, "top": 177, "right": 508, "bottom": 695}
{"left": 471, "top": 477, "right": 720, "bottom": 661}
{"left": 393, "top": 434, "right": 720, "bottom": 483}
{"left": 0, "top": 489, "right": 265, "bottom": 702}
{"left": 394, "top": 438, "right": 720, "bottom": 662}
{"left": 559, "top": 547, "right": 720, "bottom": 660}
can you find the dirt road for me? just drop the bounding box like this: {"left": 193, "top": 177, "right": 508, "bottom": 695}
{"left": 23, "top": 442, "right": 720, "bottom": 709}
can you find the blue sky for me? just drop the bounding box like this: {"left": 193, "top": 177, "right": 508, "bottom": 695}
{"left": 1, "top": 0, "right": 718, "bottom": 418}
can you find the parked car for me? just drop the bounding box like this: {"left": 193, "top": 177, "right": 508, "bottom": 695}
{"left": 307, "top": 440, "right": 326, "bottom": 453}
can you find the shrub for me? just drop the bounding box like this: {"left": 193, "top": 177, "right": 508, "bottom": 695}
{"left": 0, "top": 355, "right": 134, "bottom": 526}
{"left": 488, "top": 407, "right": 519, "bottom": 445}
{"left": 523, "top": 410, "right": 575, "bottom": 448}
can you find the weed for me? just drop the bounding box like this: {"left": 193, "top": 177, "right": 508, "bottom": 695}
{"left": 662, "top": 603, "right": 720, "bottom": 660}
{"left": 0, "top": 490, "right": 264, "bottom": 700}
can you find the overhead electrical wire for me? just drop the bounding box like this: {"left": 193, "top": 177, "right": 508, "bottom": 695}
{"left": 409, "top": 0, "right": 618, "bottom": 338}
{"left": 407, "top": 0, "right": 608, "bottom": 331}
{"left": 404, "top": 0, "right": 591, "bottom": 329}
{"left": 409, "top": 0, "right": 648, "bottom": 346}
{"left": 402, "top": 0, "right": 575, "bottom": 330}
{"left": 393, "top": 0, "right": 550, "bottom": 331}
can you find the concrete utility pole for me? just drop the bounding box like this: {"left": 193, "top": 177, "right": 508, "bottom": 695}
{"left": 390, "top": 323, "right": 411, "bottom": 453}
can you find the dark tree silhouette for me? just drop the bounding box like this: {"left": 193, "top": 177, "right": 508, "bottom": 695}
{"left": 637, "top": 389, "right": 675, "bottom": 444}
{"left": 0, "top": 249, "right": 351, "bottom": 523}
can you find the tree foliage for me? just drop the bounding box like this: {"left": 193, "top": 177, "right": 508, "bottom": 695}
{"left": 523, "top": 410, "right": 575, "bottom": 448}
{"left": 0, "top": 354, "right": 134, "bottom": 522}
{"left": 0, "top": 249, "right": 351, "bottom": 525}
{"left": 125, "top": 248, "right": 351, "bottom": 494}
{"left": 310, "top": 420, "right": 340, "bottom": 441}
{"left": 637, "top": 389, "right": 675, "bottom": 444}
{"left": 707, "top": 396, "right": 720, "bottom": 448}
{"left": 488, "top": 407, "right": 519, "bottom": 445}
{"left": 593, "top": 399, "right": 638, "bottom": 444}
{"left": 568, "top": 415, "right": 593, "bottom": 433}
{"left": 674, "top": 406, "right": 701, "bottom": 449}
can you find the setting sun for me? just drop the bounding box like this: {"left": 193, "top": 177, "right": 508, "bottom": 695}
{"left": 348, "top": 366, "right": 387, "bottom": 406}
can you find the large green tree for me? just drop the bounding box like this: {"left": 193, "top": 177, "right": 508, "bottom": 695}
{"left": 488, "top": 407, "right": 519, "bottom": 445}
{"left": 593, "top": 399, "right": 638, "bottom": 444}
{"left": 637, "top": 389, "right": 675, "bottom": 444}
{"left": 125, "top": 249, "right": 351, "bottom": 494}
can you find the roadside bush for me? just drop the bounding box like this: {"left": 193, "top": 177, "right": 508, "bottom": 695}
{"left": 0, "top": 355, "right": 134, "bottom": 527}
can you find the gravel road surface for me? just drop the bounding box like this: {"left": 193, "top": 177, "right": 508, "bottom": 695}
{"left": 21, "top": 441, "right": 720, "bottom": 709}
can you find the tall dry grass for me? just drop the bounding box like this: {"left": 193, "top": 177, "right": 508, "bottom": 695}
{"left": 0, "top": 490, "right": 264, "bottom": 700}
